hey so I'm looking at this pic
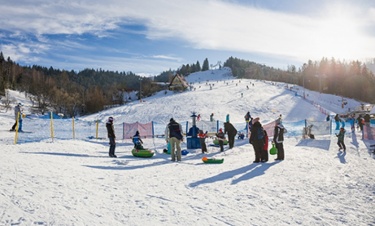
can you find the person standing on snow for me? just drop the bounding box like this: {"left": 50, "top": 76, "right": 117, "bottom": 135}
{"left": 216, "top": 128, "right": 225, "bottom": 152}
{"left": 165, "top": 118, "right": 184, "bottom": 162}
{"left": 106, "top": 117, "right": 117, "bottom": 158}
{"left": 198, "top": 130, "right": 208, "bottom": 153}
{"left": 224, "top": 120, "right": 237, "bottom": 149}
{"left": 273, "top": 118, "right": 287, "bottom": 161}
{"left": 261, "top": 130, "right": 269, "bottom": 162}
{"left": 336, "top": 127, "right": 346, "bottom": 151}
{"left": 10, "top": 103, "right": 23, "bottom": 132}
{"left": 249, "top": 117, "right": 264, "bottom": 163}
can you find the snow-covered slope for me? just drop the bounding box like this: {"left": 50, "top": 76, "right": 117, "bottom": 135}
{"left": 0, "top": 68, "right": 374, "bottom": 226}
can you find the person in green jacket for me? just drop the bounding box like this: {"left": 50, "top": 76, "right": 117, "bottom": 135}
{"left": 336, "top": 127, "right": 346, "bottom": 152}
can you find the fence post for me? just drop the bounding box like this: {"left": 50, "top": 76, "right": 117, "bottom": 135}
{"left": 14, "top": 112, "right": 20, "bottom": 144}
{"left": 50, "top": 112, "right": 54, "bottom": 141}
{"left": 72, "top": 117, "right": 75, "bottom": 139}
{"left": 95, "top": 120, "right": 99, "bottom": 139}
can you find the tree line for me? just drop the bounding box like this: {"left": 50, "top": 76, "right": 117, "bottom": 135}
{"left": 1, "top": 51, "right": 374, "bottom": 117}
{"left": 223, "top": 57, "right": 375, "bottom": 104}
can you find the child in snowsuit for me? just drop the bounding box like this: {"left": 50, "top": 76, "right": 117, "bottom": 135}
{"left": 216, "top": 128, "right": 225, "bottom": 152}
{"left": 132, "top": 130, "right": 144, "bottom": 149}
{"left": 198, "top": 130, "right": 208, "bottom": 153}
{"left": 261, "top": 130, "right": 269, "bottom": 162}
{"left": 336, "top": 127, "right": 346, "bottom": 151}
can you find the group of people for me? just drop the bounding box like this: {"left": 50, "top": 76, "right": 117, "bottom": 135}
{"left": 105, "top": 113, "right": 287, "bottom": 162}
{"left": 249, "top": 117, "right": 286, "bottom": 163}
{"left": 105, "top": 117, "right": 184, "bottom": 160}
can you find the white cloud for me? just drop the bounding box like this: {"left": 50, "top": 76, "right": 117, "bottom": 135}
{"left": 1, "top": 0, "right": 375, "bottom": 72}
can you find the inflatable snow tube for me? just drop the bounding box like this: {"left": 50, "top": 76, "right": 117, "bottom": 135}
{"left": 213, "top": 139, "right": 228, "bottom": 145}
{"left": 132, "top": 148, "right": 155, "bottom": 158}
{"left": 202, "top": 156, "right": 224, "bottom": 164}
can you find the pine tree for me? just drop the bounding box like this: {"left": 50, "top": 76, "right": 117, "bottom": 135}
{"left": 202, "top": 58, "right": 209, "bottom": 71}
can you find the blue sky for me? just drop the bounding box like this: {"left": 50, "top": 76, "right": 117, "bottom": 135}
{"left": 1, "top": 0, "right": 375, "bottom": 76}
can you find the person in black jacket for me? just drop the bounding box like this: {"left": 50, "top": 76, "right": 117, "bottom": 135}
{"left": 106, "top": 117, "right": 116, "bottom": 158}
{"left": 273, "top": 118, "right": 287, "bottom": 160}
{"left": 224, "top": 121, "right": 237, "bottom": 149}
{"left": 249, "top": 118, "right": 264, "bottom": 163}
{"left": 165, "top": 118, "right": 184, "bottom": 161}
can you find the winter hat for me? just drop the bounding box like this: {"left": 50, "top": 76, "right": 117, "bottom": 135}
{"left": 108, "top": 116, "right": 114, "bottom": 122}
{"left": 219, "top": 128, "right": 223, "bottom": 132}
{"left": 18, "top": 102, "right": 23, "bottom": 106}
{"left": 135, "top": 130, "right": 139, "bottom": 135}
{"left": 170, "top": 118, "right": 174, "bottom": 122}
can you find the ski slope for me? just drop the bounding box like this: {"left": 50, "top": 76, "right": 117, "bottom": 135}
{"left": 0, "top": 68, "right": 374, "bottom": 226}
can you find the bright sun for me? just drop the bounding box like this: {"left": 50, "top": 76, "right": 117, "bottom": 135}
{"left": 308, "top": 5, "right": 368, "bottom": 61}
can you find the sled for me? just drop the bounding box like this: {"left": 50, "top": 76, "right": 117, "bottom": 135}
{"left": 269, "top": 144, "right": 278, "bottom": 155}
{"left": 202, "top": 156, "right": 224, "bottom": 164}
{"left": 132, "top": 148, "right": 154, "bottom": 158}
{"left": 163, "top": 149, "right": 189, "bottom": 155}
{"left": 213, "top": 138, "right": 228, "bottom": 145}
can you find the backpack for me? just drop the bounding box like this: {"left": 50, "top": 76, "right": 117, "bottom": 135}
{"left": 257, "top": 127, "right": 265, "bottom": 140}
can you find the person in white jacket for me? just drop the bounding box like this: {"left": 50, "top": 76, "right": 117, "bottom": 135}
{"left": 273, "top": 118, "right": 287, "bottom": 160}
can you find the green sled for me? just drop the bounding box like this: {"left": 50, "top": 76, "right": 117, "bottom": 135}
{"left": 213, "top": 139, "right": 228, "bottom": 145}
{"left": 269, "top": 144, "right": 278, "bottom": 155}
{"left": 203, "top": 158, "right": 224, "bottom": 164}
{"left": 132, "top": 148, "right": 155, "bottom": 158}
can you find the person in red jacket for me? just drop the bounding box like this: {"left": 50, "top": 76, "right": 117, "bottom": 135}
{"left": 198, "top": 130, "right": 208, "bottom": 153}
{"left": 261, "top": 130, "right": 269, "bottom": 162}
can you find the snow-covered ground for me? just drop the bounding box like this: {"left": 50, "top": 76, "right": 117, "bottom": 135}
{"left": 0, "top": 68, "right": 374, "bottom": 226}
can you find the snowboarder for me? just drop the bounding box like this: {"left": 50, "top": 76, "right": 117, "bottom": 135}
{"left": 336, "top": 127, "right": 346, "bottom": 151}
{"left": 165, "top": 118, "right": 184, "bottom": 162}
{"left": 106, "top": 117, "right": 116, "bottom": 158}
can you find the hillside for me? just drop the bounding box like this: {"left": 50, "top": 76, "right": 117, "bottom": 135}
{"left": 0, "top": 68, "right": 374, "bottom": 226}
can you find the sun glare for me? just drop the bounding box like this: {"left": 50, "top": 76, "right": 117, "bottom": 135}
{"left": 308, "top": 5, "right": 366, "bottom": 61}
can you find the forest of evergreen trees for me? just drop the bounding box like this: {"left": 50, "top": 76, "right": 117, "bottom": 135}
{"left": 0, "top": 51, "right": 374, "bottom": 117}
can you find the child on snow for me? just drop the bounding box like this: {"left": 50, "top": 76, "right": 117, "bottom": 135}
{"left": 216, "top": 128, "right": 225, "bottom": 152}
{"left": 336, "top": 127, "right": 346, "bottom": 151}
{"left": 198, "top": 130, "right": 208, "bottom": 153}
{"left": 132, "top": 131, "right": 144, "bottom": 150}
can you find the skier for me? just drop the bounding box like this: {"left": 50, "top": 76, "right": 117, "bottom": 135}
{"left": 106, "top": 117, "right": 117, "bottom": 158}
